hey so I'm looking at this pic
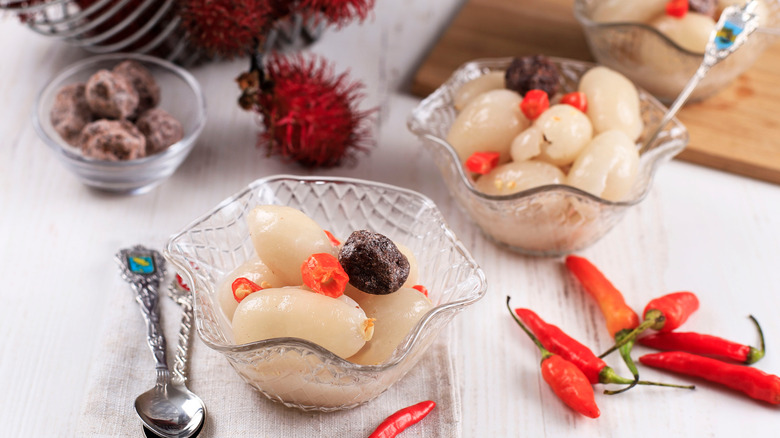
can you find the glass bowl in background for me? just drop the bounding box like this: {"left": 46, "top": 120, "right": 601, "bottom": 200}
{"left": 32, "top": 53, "right": 206, "bottom": 194}
{"left": 164, "top": 175, "right": 487, "bottom": 411}
{"left": 573, "top": 0, "right": 780, "bottom": 103}
{"left": 408, "top": 57, "right": 689, "bottom": 257}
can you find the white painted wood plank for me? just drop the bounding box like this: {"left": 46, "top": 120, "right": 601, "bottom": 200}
{"left": 2, "top": 1, "right": 779, "bottom": 435}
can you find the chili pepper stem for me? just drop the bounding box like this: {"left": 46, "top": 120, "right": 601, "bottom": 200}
{"left": 634, "top": 380, "right": 695, "bottom": 390}
{"left": 506, "top": 296, "right": 550, "bottom": 356}
{"left": 746, "top": 315, "right": 766, "bottom": 365}
{"left": 599, "top": 366, "right": 694, "bottom": 393}
{"left": 603, "top": 337, "right": 639, "bottom": 395}
{"left": 599, "top": 315, "right": 662, "bottom": 358}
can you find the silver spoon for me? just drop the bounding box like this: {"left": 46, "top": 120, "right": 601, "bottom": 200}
{"left": 143, "top": 276, "right": 203, "bottom": 438}
{"left": 116, "top": 246, "right": 206, "bottom": 438}
{"left": 640, "top": 0, "right": 761, "bottom": 154}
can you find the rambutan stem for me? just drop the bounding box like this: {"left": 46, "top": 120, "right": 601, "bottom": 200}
{"left": 250, "top": 40, "right": 264, "bottom": 73}
{"left": 249, "top": 41, "right": 273, "bottom": 93}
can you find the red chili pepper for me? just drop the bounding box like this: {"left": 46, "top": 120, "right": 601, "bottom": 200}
{"left": 565, "top": 256, "right": 639, "bottom": 338}
{"left": 638, "top": 315, "right": 766, "bottom": 364}
{"left": 368, "top": 400, "right": 436, "bottom": 438}
{"left": 565, "top": 255, "right": 641, "bottom": 392}
{"left": 560, "top": 91, "right": 588, "bottom": 113}
{"left": 541, "top": 355, "right": 600, "bottom": 418}
{"left": 507, "top": 297, "right": 600, "bottom": 418}
{"left": 464, "top": 151, "right": 500, "bottom": 174}
{"left": 301, "top": 253, "right": 349, "bottom": 298}
{"left": 514, "top": 307, "right": 605, "bottom": 384}
{"left": 514, "top": 307, "right": 693, "bottom": 393}
{"left": 640, "top": 351, "right": 780, "bottom": 405}
{"left": 412, "top": 284, "right": 429, "bottom": 297}
{"left": 666, "top": 0, "right": 688, "bottom": 18}
{"left": 231, "top": 277, "right": 262, "bottom": 303}
{"left": 600, "top": 291, "right": 699, "bottom": 358}
{"left": 520, "top": 89, "right": 549, "bottom": 120}
{"left": 644, "top": 291, "right": 700, "bottom": 332}
{"left": 324, "top": 230, "right": 341, "bottom": 246}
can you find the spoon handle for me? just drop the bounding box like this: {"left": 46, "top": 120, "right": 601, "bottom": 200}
{"left": 169, "top": 280, "right": 194, "bottom": 385}
{"left": 116, "top": 246, "right": 169, "bottom": 373}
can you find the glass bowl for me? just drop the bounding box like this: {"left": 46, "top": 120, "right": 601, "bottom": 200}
{"left": 573, "top": 0, "right": 780, "bottom": 103}
{"left": 407, "top": 57, "right": 689, "bottom": 257}
{"left": 163, "top": 175, "right": 487, "bottom": 411}
{"left": 32, "top": 53, "right": 206, "bottom": 194}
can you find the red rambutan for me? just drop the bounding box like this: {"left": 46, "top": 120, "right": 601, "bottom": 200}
{"left": 295, "top": 0, "right": 376, "bottom": 28}
{"left": 177, "top": 0, "right": 274, "bottom": 58}
{"left": 245, "top": 53, "right": 374, "bottom": 168}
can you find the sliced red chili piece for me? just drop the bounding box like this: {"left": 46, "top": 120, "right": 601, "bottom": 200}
{"left": 301, "top": 253, "right": 349, "bottom": 298}
{"left": 520, "top": 89, "right": 549, "bottom": 120}
{"left": 464, "top": 151, "right": 500, "bottom": 174}
{"left": 324, "top": 230, "right": 341, "bottom": 247}
{"left": 412, "top": 284, "right": 429, "bottom": 297}
{"left": 560, "top": 91, "right": 588, "bottom": 113}
{"left": 232, "top": 277, "right": 262, "bottom": 303}
{"left": 666, "top": 0, "right": 688, "bottom": 17}
{"left": 175, "top": 273, "right": 191, "bottom": 291}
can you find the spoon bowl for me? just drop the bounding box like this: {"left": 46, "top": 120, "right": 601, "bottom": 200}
{"left": 136, "top": 378, "right": 205, "bottom": 438}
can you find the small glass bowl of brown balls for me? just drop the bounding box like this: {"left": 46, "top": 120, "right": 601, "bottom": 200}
{"left": 33, "top": 53, "right": 206, "bottom": 194}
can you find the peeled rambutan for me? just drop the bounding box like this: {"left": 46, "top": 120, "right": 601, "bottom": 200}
{"left": 245, "top": 53, "right": 374, "bottom": 168}
{"left": 295, "top": 0, "right": 376, "bottom": 28}
{"left": 178, "top": 0, "right": 274, "bottom": 58}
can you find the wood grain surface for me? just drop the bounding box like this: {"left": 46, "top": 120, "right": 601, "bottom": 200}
{"left": 410, "top": 0, "right": 780, "bottom": 185}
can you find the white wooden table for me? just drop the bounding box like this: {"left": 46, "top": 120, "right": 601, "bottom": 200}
{"left": 2, "top": 2, "right": 780, "bottom": 436}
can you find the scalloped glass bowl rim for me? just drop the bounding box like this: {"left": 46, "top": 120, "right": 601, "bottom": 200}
{"left": 164, "top": 174, "right": 488, "bottom": 373}
{"left": 407, "top": 56, "right": 689, "bottom": 208}
{"left": 32, "top": 52, "right": 207, "bottom": 167}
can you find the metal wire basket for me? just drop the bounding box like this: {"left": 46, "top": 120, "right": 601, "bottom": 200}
{"left": 1, "top": 0, "right": 202, "bottom": 64}
{"left": 1, "top": 0, "right": 324, "bottom": 65}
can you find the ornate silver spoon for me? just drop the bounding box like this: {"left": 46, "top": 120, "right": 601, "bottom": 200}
{"left": 116, "top": 246, "right": 206, "bottom": 438}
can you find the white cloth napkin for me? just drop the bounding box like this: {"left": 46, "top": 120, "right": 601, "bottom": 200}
{"left": 76, "top": 274, "right": 462, "bottom": 437}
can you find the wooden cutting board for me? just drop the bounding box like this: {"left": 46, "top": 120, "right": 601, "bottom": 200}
{"left": 411, "top": 0, "right": 780, "bottom": 185}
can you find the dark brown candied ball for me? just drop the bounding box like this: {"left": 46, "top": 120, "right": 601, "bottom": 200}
{"left": 688, "top": 0, "right": 717, "bottom": 18}
{"left": 50, "top": 83, "right": 92, "bottom": 146}
{"left": 136, "top": 108, "right": 183, "bottom": 154}
{"left": 339, "top": 230, "right": 410, "bottom": 295}
{"left": 113, "top": 60, "right": 160, "bottom": 115}
{"left": 504, "top": 55, "right": 561, "bottom": 97}
{"left": 85, "top": 69, "right": 139, "bottom": 120}
{"left": 79, "top": 119, "right": 146, "bottom": 161}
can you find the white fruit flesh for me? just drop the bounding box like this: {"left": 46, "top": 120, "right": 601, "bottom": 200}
{"left": 232, "top": 287, "right": 374, "bottom": 359}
